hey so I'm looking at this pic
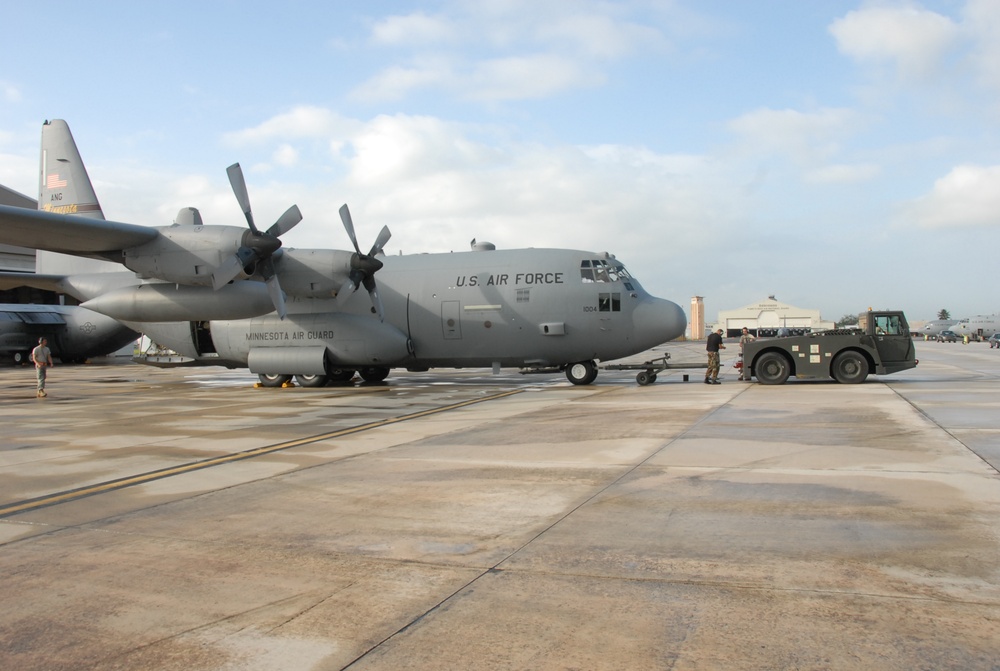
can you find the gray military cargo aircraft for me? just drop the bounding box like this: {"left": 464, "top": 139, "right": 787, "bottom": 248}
{"left": 0, "top": 119, "right": 686, "bottom": 386}
{"left": 0, "top": 303, "right": 136, "bottom": 364}
{"left": 951, "top": 314, "right": 1000, "bottom": 341}
{"left": 917, "top": 319, "right": 958, "bottom": 339}
{"left": 0, "top": 183, "right": 137, "bottom": 364}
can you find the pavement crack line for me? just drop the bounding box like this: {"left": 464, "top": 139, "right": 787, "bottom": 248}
{"left": 887, "top": 383, "right": 1000, "bottom": 476}
{"left": 92, "top": 590, "right": 328, "bottom": 667}
{"left": 342, "top": 383, "right": 753, "bottom": 669}
{"left": 0, "top": 388, "right": 525, "bottom": 520}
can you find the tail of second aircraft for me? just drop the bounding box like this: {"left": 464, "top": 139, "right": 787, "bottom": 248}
{"left": 36, "top": 119, "right": 120, "bottom": 275}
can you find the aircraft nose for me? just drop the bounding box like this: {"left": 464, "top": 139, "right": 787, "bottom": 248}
{"left": 633, "top": 297, "right": 687, "bottom": 345}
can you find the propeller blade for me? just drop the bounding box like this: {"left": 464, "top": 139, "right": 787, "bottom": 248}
{"left": 336, "top": 271, "right": 361, "bottom": 306}
{"left": 339, "top": 204, "right": 362, "bottom": 255}
{"left": 227, "top": 163, "right": 258, "bottom": 233}
{"left": 266, "top": 205, "right": 302, "bottom": 238}
{"left": 363, "top": 276, "right": 385, "bottom": 321}
{"left": 212, "top": 254, "right": 245, "bottom": 290}
{"left": 266, "top": 274, "right": 287, "bottom": 320}
{"left": 212, "top": 163, "right": 299, "bottom": 294}
{"left": 259, "top": 258, "right": 287, "bottom": 319}
{"left": 369, "top": 225, "right": 391, "bottom": 257}
{"left": 336, "top": 205, "right": 388, "bottom": 319}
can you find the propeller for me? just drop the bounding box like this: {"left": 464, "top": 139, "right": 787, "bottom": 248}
{"left": 336, "top": 203, "right": 391, "bottom": 320}
{"left": 211, "top": 163, "right": 302, "bottom": 319}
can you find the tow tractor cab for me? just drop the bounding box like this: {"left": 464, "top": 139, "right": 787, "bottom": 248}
{"left": 744, "top": 310, "right": 918, "bottom": 385}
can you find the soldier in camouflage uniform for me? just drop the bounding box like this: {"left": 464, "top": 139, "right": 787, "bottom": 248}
{"left": 705, "top": 328, "right": 725, "bottom": 384}
{"left": 738, "top": 327, "right": 755, "bottom": 381}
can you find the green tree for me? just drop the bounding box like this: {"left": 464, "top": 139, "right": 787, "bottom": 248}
{"left": 836, "top": 313, "right": 860, "bottom": 328}
{"left": 937, "top": 309, "right": 950, "bottom": 320}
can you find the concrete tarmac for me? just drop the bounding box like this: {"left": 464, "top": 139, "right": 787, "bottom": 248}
{"left": 0, "top": 341, "right": 998, "bottom": 670}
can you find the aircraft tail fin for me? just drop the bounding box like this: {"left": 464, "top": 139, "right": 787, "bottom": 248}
{"left": 36, "top": 119, "right": 121, "bottom": 275}
{"left": 39, "top": 119, "right": 105, "bottom": 220}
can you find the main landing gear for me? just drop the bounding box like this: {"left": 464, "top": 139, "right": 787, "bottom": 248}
{"left": 565, "top": 360, "right": 599, "bottom": 386}
{"left": 256, "top": 366, "right": 391, "bottom": 388}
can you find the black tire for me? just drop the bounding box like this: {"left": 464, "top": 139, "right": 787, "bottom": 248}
{"left": 636, "top": 371, "right": 656, "bottom": 386}
{"left": 831, "top": 350, "right": 868, "bottom": 384}
{"left": 328, "top": 368, "right": 356, "bottom": 383}
{"left": 295, "top": 374, "right": 328, "bottom": 388}
{"left": 258, "top": 373, "right": 291, "bottom": 388}
{"left": 359, "top": 366, "right": 390, "bottom": 382}
{"left": 755, "top": 351, "right": 790, "bottom": 385}
{"left": 566, "top": 360, "right": 598, "bottom": 385}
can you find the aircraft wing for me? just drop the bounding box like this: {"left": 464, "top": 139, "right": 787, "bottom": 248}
{"left": 0, "top": 272, "right": 69, "bottom": 293}
{"left": 0, "top": 204, "right": 158, "bottom": 256}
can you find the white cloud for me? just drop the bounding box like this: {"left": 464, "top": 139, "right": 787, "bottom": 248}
{"left": 370, "top": 12, "right": 458, "bottom": 46}
{"left": 727, "top": 107, "right": 861, "bottom": 164}
{"left": 348, "top": 114, "right": 493, "bottom": 185}
{"left": 465, "top": 54, "right": 602, "bottom": 101}
{"left": 222, "top": 106, "right": 361, "bottom": 147}
{"left": 2, "top": 81, "right": 21, "bottom": 103}
{"left": 353, "top": 53, "right": 600, "bottom": 103}
{"left": 316, "top": 112, "right": 734, "bottom": 262}
{"left": 353, "top": 2, "right": 672, "bottom": 103}
{"left": 0, "top": 152, "right": 35, "bottom": 197}
{"left": 805, "top": 163, "right": 881, "bottom": 184}
{"left": 273, "top": 143, "right": 299, "bottom": 167}
{"left": 904, "top": 164, "right": 1000, "bottom": 228}
{"left": 350, "top": 58, "right": 454, "bottom": 102}
{"left": 537, "top": 13, "right": 663, "bottom": 59}
{"left": 207, "top": 109, "right": 732, "bottom": 261}
{"left": 829, "top": 5, "right": 961, "bottom": 82}
{"left": 963, "top": 0, "right": 1000, "bottom": 92}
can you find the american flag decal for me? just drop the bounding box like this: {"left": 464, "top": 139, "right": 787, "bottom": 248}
{"left": 46, "top": 173, "right": 67, "bottom": 189}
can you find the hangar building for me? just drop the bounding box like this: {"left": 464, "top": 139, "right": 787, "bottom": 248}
{"left": 713, "top": 296, "right": 835, "bottom": 337}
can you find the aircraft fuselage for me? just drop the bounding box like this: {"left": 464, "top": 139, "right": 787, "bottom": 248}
{"left": 137, "top": 247, "right": 687, "bottom": 375}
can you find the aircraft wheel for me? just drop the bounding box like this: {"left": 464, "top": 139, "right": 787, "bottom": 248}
{"left": 831, "top": 350, "right": 868, "bottom": 384}
{"left": 328, "top": 368, "right": 356, "bottom": 383}
{"left": 258, "top": 373, "right": 291, "bottom": 388}
{"left": 359, "top": 366, "right": 390, "bottom": 382}
{"left": 636, "top": 371, "right": 654, "bottom": 386}
{"left": 755, "top": 352, "right": 790, "bottom": 385}
{"left": 295, "top": 374, "right": 328, "bottom": 388}
{"left": 566, "top": 360, "right": 598, "bottom": 385}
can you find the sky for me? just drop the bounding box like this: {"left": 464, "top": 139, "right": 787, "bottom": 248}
{"left": 2, "top": 0, "right": 999, "bottom": 326}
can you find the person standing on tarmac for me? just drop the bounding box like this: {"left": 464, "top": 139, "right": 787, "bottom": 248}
{"left": 31, "top": 337, "right": 54, "bottom": 398}
{"left": 705, "top": 328, "right": 725, "bottom": 385}
{"left": 738, "top": 327, "right": 756, "bottom": 381}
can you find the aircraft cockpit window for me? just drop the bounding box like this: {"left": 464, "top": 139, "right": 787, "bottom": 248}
{"left": 598, "top": 292, "right": 622, "bottom": 312}
{"left": 580, "top": 259, "right": 632, "bottom": 284}
{"left": 874, "top": 315, "right": 902, "bottom": 335}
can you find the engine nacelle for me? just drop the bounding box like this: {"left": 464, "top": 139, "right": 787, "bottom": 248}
{"left": 273, "top": 248, "right": 354, "bottom": 298}
{"left": 82, "top": 282, "right": 276, "bottom": 321}
{"left": 122, "top": 225, "right": 249, "bottom": 286}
